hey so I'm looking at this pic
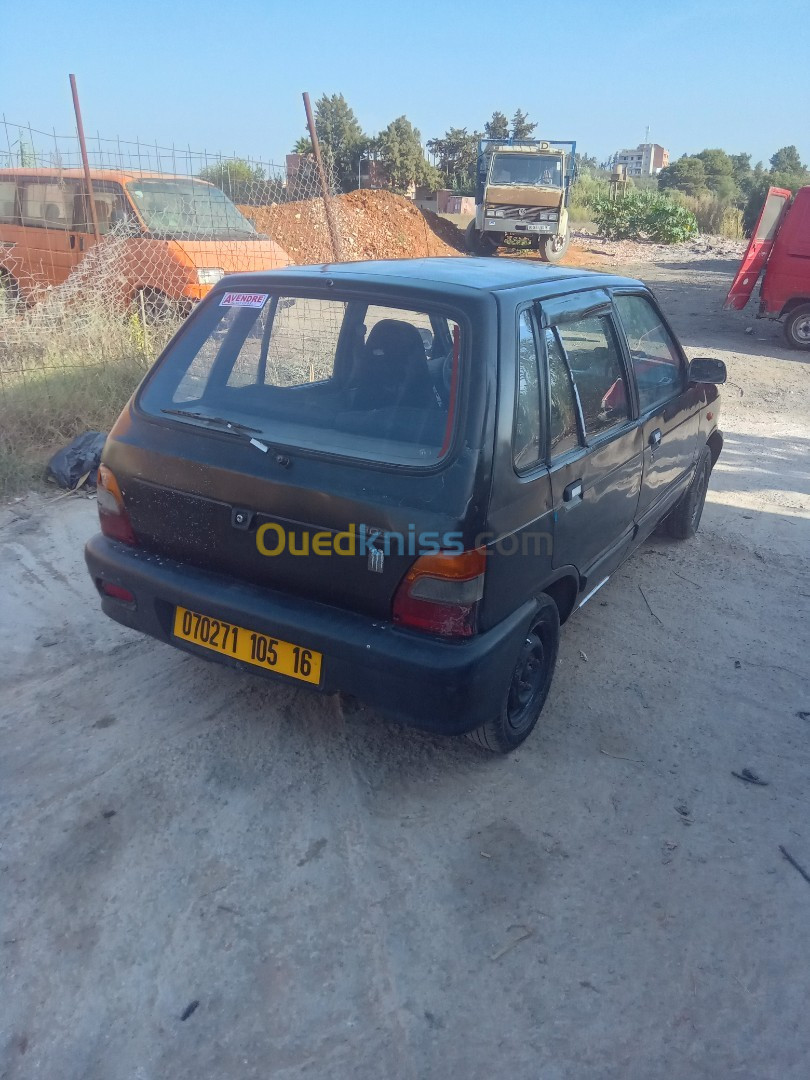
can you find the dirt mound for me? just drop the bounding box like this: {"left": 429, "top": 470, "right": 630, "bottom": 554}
{"left": 240, "top": 189, "right": 465, "bottom": 265}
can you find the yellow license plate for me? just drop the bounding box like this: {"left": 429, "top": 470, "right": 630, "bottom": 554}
{"left": 173, "top": 606, "right": 322, "bottom": 685}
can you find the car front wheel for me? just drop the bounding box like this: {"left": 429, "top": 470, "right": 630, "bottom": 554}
{"left": 466, "top": 596, "right": 560, "bottom": 753}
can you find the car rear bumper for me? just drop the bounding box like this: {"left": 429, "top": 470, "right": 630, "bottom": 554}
{"left": 85, "top": 534, "right": 536, "bottom": 735}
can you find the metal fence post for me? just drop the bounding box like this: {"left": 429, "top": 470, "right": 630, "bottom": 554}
{"left": 69, "top": 74, "right": 100, "bottom": 241}
{"left": 302, "top": 92, "right": 343, "bottom": 262}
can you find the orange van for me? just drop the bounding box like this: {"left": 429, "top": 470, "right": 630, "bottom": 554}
{"left": 0, "top": 168, "right": 289, "bottom": 314}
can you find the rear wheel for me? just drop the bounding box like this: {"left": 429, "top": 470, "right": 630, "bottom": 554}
{"left": 539, "top": 227, "right": 570, "bottom": 264}
{"left": 665, "top": 446, "right": 711, "bottom": 539}
{"left": 783, "top": 304, "right": 810, "bottom": 350}
{"left": 466, "top": 596, "right": 560, "bottom": 754}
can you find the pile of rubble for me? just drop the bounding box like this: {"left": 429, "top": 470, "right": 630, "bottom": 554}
{"left": 568, "top": 230, "right": 746, "bottom": 267}
{"left": 240, "top": 189, "right": 465, "bottom": 265}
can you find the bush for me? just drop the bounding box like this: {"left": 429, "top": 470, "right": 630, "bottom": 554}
{"left": 670, "top": 192, "right": 744, "bottom": 238}
{"left": 568, "top": 174, "right": 604, "bottom": 226}
{"left": 589, "top": 189, "right": 698, "bottom": 243}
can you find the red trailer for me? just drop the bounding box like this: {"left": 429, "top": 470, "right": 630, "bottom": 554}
{"left": 724, "top": 186, "right": 810, "bottom": 350}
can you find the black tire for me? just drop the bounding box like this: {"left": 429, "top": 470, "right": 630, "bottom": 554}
{"left": 665, "top": 446, "right": 712, "bottom": 540}
{"left": 783, "top": 304, "right": 810, "bottom": 351}
{"left": 539, "top": 226, "right": 570, "bottom": 264}
{"left": 134, "top": 288, "right": 173, "bottom": 325}
{"left": 465, "top": 220, "right": 481, "bottom": 254}
{"left": 466, "top": 596, "right": 560, "bottom": 754}
{"left": 466, "top": 221, "right": 500, "bottom": 257}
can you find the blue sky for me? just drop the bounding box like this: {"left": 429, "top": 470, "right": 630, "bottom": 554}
{"left": 3, "top": 0, "right": 808, "bottom": 170}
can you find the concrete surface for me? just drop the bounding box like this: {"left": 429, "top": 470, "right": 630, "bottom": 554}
{"left": 1, "top": 252, "right": 809, "bottom": 1079}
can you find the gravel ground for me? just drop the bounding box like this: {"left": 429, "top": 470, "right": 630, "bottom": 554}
{"left": 1, "top": 250, "right": 809, "bottom": 1080}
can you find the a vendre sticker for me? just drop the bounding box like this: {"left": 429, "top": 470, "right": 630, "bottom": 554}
{"left": 220, "top": 292, "right": 268, "bottom": 308}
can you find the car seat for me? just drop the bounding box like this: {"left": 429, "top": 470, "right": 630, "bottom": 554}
{"left": 351, "top": 319, "right": 437, "bottom": 411}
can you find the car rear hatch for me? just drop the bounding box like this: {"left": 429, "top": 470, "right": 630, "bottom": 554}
{"left": 104, "top": 276, "right": 494, "bottom": 621}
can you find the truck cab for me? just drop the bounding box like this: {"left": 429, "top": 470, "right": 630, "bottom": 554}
{"left": 467, "top": 139, "right": 576, "bottom": 263}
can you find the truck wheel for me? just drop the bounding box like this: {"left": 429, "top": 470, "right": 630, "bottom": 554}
{"left": 466, "top": 596, "right": 560, "bottom": 754}
{"left": 465, "top": 221, "right": 498, "bottom": 256}
{"left": 539, "top": 227, "right": 570, "bottom": 264}
{"left": 465, "top": 220, "right": 481, "bottom": 254}
{"left": 665, "top": 446, "right": 712, "bottom": 540}
{"left": 783, "top": 304, "right": 810, "bottom": 350}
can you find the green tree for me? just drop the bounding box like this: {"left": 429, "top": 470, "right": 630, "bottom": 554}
{"left": 484, "top": 111, "right": 509, "bottom": 140}
{"left": 770, "top": 145, "right": 804, "bottom": 173}
{"left": 198, "top": 158, "right": 267, "bottom": 202}
{"left": 695, "top": 148, "right": 736, "bottom": 196}
{"left": 730, "top": 152, "right": 752, "bottom": 185}
{"left": 17, "top": 131, "right": 36, "bottom": 167}
{"left": 426, "top": 127, "right": 481, "bottom": 192}
{"left": 743, "top": 152, "right": 810, "bottom": 234}
{"left": 292, "top": 137, "right": 313, "bottom": 155}
{"left": 510, "top": 109, "right": 536, "bottom": 140}
{"left": 376, "top": 116, "right": 439, "bottom": 193}
{"left": 575, "top": 152, "right": 599, "bottom": 174}
{"left": 312, "top": 93, "right": 368, "bottom": 192}
{"left": 657, "top": 156, "right": 708, "bottom": 197}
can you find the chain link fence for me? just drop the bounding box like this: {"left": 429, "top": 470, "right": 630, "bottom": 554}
{"left": 0, "top": 114, "right": 464, "bottom": 494}
{"left": 0, "top": 118, "right": 346, "bottom": 491}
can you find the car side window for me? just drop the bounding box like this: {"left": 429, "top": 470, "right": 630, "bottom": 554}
{"left": 614, "top": 294, "right": 685, "bottom": 413}
{"left": 556, "top": 314, "right": 629, "bottom": 438}
{"left": 544, "top": 328, "right": 581, "bottom": 457}
{"left": 514, "top": 310, "right": 542, "bottom": 470}
{"left": 20, "top": 180, "right": 79, "bottom": 230}
{"left": 0, "top": 180, "right": 18, "bottom": 224}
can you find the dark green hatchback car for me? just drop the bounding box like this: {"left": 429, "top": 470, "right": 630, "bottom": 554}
{"left": 85, "top": 258, "right": 725, "bottom": 752}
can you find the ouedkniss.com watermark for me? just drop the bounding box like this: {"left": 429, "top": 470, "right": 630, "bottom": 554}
{"left": 254, "top": 522, "right": 552, "bottom": 558}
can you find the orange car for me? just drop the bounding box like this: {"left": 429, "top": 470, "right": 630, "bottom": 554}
{"left": 0, "top": 168, "right": 289, "bottom": 314}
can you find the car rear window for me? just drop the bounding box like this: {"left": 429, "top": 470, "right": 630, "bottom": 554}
{"left": 138, "top": 292, "right": 463, "bottom": 467}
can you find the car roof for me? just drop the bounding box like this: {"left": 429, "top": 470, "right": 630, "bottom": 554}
{"left": 241, "top": 257, "right": 644, "bottom": 297}
{"left": 0, "top": 168, "right": 209, "bottom": 184}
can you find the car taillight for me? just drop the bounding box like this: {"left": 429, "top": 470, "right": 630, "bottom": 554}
{"left": 392, "top": 547, "right": 486, "bottom": 638}
{"left": 97, "top": 465, "right": 137, "bottom": 545}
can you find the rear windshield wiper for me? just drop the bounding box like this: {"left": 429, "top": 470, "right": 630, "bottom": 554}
{"left": 161, "top": 408, "right": 263, "bottom": 435}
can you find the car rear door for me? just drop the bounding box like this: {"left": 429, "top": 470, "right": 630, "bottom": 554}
{"left": 612, "top": 291, "right": 701, "bottom": 533}
{"left": 538, "top": 292, "right": 643, "bottom": 586}
{"left": 723, "top": 187, "right": 792, "bottom": 310}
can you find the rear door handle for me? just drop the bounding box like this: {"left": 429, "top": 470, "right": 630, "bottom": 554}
{"left": 563, "top": 479, "right": 583, "bottom": 503}
{"left": 649, "top": 428, "right": 662, "bottom": 448}
{"left": 69, "top": 234, "right": 76, "bottom": 249}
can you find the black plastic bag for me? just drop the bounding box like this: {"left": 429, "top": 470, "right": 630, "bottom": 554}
{"left": 45, "top": 431, "right": 107, "bottom": 490}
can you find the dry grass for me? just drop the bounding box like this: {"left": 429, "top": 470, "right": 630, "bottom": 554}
{"left": 0, "top": 307, "right": 173, "bottom": 498}
{"left": 670, "top": 192, "right": 745, "bottom": 238}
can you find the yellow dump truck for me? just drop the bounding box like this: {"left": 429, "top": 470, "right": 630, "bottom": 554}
{"left": 466, "top": 139, "right": 576, "bottom": 262}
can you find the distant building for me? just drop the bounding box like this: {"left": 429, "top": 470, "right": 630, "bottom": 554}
{"left": 613, "top": 143, "right": 669, "bottom": 177}
{"left": 359, "top": 158, "right": 389, "bottom": 190}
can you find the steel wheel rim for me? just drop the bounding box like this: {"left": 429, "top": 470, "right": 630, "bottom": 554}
{"left": 507, "top": 633, "right": 547, "bottom": 732}
{"left": 792, "top": 314, "right": 810, "bottom": 344}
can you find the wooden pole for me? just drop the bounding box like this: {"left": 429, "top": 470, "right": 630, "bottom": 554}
{"left": 69, "top": 74, "right": 100, "bottom": 240}
{"left": 302, "top": 92, "right": 343, "bottom": 262}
